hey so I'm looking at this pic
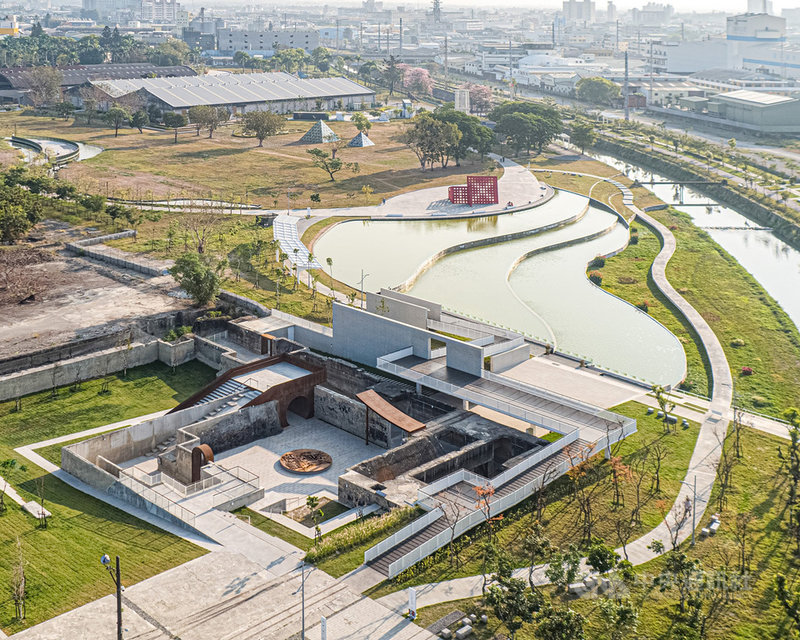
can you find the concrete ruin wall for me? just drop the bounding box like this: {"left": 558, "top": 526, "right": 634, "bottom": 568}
{"left": 61, "top": 446, "right": 118, "bottom": 491}
{"left": 0, "top": 335, "right": 218, "bottom": 403}
{"left": 193, "top": 335, "right": 234, "bottom": 369}
{"left": 165, "top": 402, "right": 280, "bottom": 484}
{"left": 0, "top": 331, "right": 130, "bottom": 376}
{"left": 226, "top": 318, "right": 268, "bottom": 355}
{"left": 218, "top": 290, "right": 270, "bottom": 317}
{"left": 314, "top": 387, "right": 400, "bottom": 449}
{"left": 292, "top": 350, "right": 385, "bottom": 398}
{"left": 65, "top": 400, "right": 228, "bottom": 468}
{"left": 379, "top": 289, "right": 442, "bottom": 322}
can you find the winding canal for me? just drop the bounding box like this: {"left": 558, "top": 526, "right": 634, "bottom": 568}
{"left": 592, "top": 153, "right": 800, "bottom": 331}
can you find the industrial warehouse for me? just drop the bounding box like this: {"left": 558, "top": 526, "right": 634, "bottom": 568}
{"left": 68, "top": 71, "right": 376, "bottom": 115}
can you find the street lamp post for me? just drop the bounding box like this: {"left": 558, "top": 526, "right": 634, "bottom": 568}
{"left": 357, "top": 270, "right": 370, "bottom": 308}
{"left": 680, "top": 475, "right": 698, "bottom": 546}
{"left": 101, "top": 554, "right": 123, "bottom": 640}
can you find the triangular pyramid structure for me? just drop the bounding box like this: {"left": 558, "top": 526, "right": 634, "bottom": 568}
{"left": 348, "top": 131, "right": 375, "bottom": 147}
{"left": 298, "top": 120, "right": 339, "bottom": 144}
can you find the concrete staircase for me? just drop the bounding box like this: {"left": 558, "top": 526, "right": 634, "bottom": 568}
{"left": 367, "top": 438, "right": 594, "bottom": 576}
{"left": 196, "top": 379, "right": 251, "bottom": 404}
{"left": 368, "top": 516, "right": 451, "bottom": 576}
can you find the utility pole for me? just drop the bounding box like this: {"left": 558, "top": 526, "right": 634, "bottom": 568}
{"left": 378, "top": 23, "right": 381, "bottom": 53}
{"left": 444, "top": 34, "right": 449, "bottom": 89}
{"left": 508, "top": 38, "right": 513, "bottom": 96}
{"left": 615, "top": 19, "right": 619, "bottom": 50}
{"left": 335, "top": 18, "right": 340, "bottom": 52}
{"left": 649, "top": 39, "right": 654, "bottom": 107}
{"left": 623, "top": 50, "right": 629, "bottom": 121}
{"left": 399, "top": 17, "right": 403, "bottom": 57}
{"left": 359, "top": 21, "right": 363, "bottom": 53}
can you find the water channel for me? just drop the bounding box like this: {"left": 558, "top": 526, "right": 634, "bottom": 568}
{"left": 314, "top": 190, "right": 687, "bottom": 386}
{"left": 591, "top": 153, "right": 800, "bottom": 331}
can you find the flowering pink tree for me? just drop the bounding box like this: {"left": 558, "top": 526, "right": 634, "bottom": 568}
{"left": 463, "top": 83, "right": 492, "bottom": 115}
{"left": 403, "top": 67, "right": 434, "bottom": 95}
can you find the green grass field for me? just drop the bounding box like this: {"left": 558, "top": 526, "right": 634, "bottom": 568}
{"left": 0, "top": 112, "right": 497, "bottom": 209}
{"left": 412, "top": 427, "right": 796, "bottom": 640}
{"left": 368, "top": 402, "right": 699, "bottom": 598}
{"left": 0, "top": 361, "right": 215, "bottom": 633}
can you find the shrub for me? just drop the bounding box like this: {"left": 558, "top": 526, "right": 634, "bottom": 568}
{"left": 589, "top": 256, "right": 606, "bottom": 268}
{"left": 629, "top": 234, "right": 639, "bottom": 245}
{"left": 588, "top": 270, "right": 603, "bottom": 286}
{"left": 636, "top": 300, "right": 649, "bottom": 313}
{"left": 679, "top": 379, "right": 696, "bottom": 392}
{"left": 740, "top": 366, "right": 754, "bottom": 376}
{"left": 730, "top": 337, "right": 746, "bottom": 348}
{"left": 304, "top": 507, "right": 419, "bottom": 564}
{"left": 164, "top": 325, "right": 193, "bottom": 342}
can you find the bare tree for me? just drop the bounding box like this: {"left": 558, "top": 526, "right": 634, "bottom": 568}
{"left": 716, "top": 431, "right": 737, "bottom": 511}
{"left": 35, "top": 477, "right": 48, "bottom": 530}
{"left": 437, "top": 497, "right": 464, "bottom": 570}
{"left": 10, "top": 537, "right": 26, "bottom": 621}
{"left": 650, "top": 441, "right": 668, "bottom": 494}
{"left": 614, "top": 509, "right": 636, "bottom": 561}
{"left": 732, "top": 512, "right": 754, "bottom": 574}
{"left": 180, "top": 208, "right": 223, "bottom": 254}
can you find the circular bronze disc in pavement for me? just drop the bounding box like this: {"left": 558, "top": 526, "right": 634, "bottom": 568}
{"left": 280, "top": 449, "right": 332, "bottom": 474}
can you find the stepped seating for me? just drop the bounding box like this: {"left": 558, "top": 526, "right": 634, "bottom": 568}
{"left": 196, "top": 379, "right": 250, "bottom": 405}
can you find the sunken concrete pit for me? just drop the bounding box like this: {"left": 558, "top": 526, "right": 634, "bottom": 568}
{"left": 338, "top": 410, "right": 550, "bottom": 509}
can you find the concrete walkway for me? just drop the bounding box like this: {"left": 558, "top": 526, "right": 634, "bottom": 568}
{"left": 376, "top": 167, "right": 735, "bottom": 614}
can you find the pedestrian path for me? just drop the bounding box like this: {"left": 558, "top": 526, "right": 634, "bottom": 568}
{"left": 374, "top": 166, "right": 735, "bottom": 612}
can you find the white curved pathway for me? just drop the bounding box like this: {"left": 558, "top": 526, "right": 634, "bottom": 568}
{"left": 376, "top": 168, "right": 735, "bottom": 614}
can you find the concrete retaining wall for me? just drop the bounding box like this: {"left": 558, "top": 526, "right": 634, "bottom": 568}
{"left": 445, "top": 340, "right": 484, "bottom": 377}
{"left": 0, "top": 331, "right": 129, "bottom": 376}
{"left": 61, "top": 446, "right": 118, "bottom": 491}
{"left": 314, "top": 386, "right": 397, "bottom": 448}
{"left": 0, "top": 341, "right": 160, "bottom": 403}
{"left": 218, "top": 290, "right": 270, "bottom": 317}
{"left": 489, "top": 344, "right": 530, "bottom": 373}
{"left": 379, "top": 289, "right": 442, "bottom": 322}
{"left": 194, "top": 335, "right": 233, "bottom": 370}
{"left": 365, "top": 292, "right": 429, "bottom": 329}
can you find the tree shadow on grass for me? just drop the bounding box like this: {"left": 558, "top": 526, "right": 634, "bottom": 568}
{"left": 176, "top": 147, "right": 251, "bottom": 161}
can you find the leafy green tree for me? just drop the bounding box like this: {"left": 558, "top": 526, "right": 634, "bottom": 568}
{"left": 188, "top": 105, "right": 229, "bottom": 139}
{"left": 306, "top": 148, "right": 360, "bottom": 181}
{"left": 351, "top": 112, "right": 372, "bottom": 133}
{"left": 104, "top": 106, "right": 130, "bottom": 137}
{"left": 495, "top": 112, "right": 537, "bottom": 155}
{"left": 358, "top": 60, "right": 379, "bottom": 86}
{"left": 535, "top": 606, "right": 586, "bottom": 640}
{"left": 131, "top": 109, "right": 149, "bottom": 133}
{"left": 587, "top": 540, "right": 620, "bottom": 575}
{"left": 576, "top": 77, "right": 621, "bottom": 105}
{"left": 433, "top": 104, "right": 493, "bottom": 165}
{"left": 570, "top": 120, "right": 597, "bottom": 155}
{"left": 522, "top": 521, "right": 551, "bottom": 592}
{"left": 598, "top": 598, "right": 639, "bottom": 640}
{"left": 55, "top": 101, "right": 74, "bottom": 120}
{"left": 545, "top": 544, "right": 582, "bottom": 592}
{"left": 382, "top": 55, "right": 404, "bottom": 95}
{"left": 168, "top": 252, "right": 224, "bottom": 306}
{"left": 399, "top": 112, "right": 462, "bottom": 169}
{"left": 0, "top": 185, "right": 43, "bottom": 243}
{"left": 311, "top": 46, "right": 332, "bottom": 71}
{"left": 486, "top": 577, "right": 542, "bottom": 639}
{"left": 242, "top": 110, "right": 285, "bottom": 146}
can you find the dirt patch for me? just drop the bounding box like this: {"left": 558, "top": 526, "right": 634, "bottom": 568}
{"left": 0, "top": 247, "right": 56, "bottom": 305}
{"left": 0, "top": 240, "right": 192, "bottom": 359}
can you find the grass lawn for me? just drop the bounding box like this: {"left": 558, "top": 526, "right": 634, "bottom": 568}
{"left": 604, "top": 208, "right": 800, "bottom": 414}
{"left": 0, "top": 361, "right": 215, "bottom": 634}
{"left": 240, "top": 506, "right": 423, "bottom": 578}
{"left": 413, "top": 427, "right": 795, "bottom": 640}
{"left": 0, "top": 112, "right": 498, "bottom": 208}
{"left": 600, "top": 223, "right": 712, "bottom": 397}
{"left": 367, "top": 401, "right": 699, "bottom": 598}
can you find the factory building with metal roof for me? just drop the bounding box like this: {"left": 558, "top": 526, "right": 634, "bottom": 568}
{"left": 69, "top": 72, "right": 375, "bottom": 115}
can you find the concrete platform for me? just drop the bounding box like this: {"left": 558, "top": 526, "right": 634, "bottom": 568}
{"left": 221, "top": 414, "right": 383, "bottom": 511}
{"left": 234, "top": 361, "right": 311, "bottom": 392}
{"left": 502, "top": 356, "right": 646, "bottom": 409}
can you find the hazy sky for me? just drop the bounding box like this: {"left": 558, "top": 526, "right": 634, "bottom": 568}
{"left": 439, "top": 0, "right": 799, "bottom": 12}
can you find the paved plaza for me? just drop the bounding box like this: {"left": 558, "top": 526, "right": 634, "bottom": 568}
{"left": 218, "top": 414, "right": 383, "bottom": 511}
{"left": 12, "top": 552, "right": 434, "bottom": 640}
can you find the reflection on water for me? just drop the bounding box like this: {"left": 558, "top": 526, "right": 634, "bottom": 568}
{"left": 315, "top": 192, "right": 686, "bottom": 386}
{"left": 592, "top": 153, "right": 800, "bottom": 330}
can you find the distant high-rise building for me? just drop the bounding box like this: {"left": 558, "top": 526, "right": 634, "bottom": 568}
{"left": 747, "top": 0, "right": 773, "bottom": 14}
{"left": 432, "top": 0, "right": 441, "bottom": 22}
{"left": 562, "top": 0, "right": 595, "bottom": 22}
{"left": 631, "top": 3, "right": 674, "bottom": 26}
{"left": 607, "top": 1, "right": 617, "bottom": 23}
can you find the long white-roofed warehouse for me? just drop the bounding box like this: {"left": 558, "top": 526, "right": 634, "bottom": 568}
{"left": 67, "top": 71, "right": 376, "bottom": 115}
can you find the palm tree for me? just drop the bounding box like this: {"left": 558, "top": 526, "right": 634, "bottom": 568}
{"left": 326, "top": 257, "right": 334, "bottom": 289}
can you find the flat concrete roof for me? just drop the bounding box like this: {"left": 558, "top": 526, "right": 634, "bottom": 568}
{"left": 234, "top": 361, "right": 311, "bottom": 392}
